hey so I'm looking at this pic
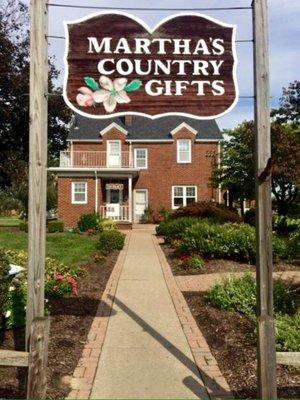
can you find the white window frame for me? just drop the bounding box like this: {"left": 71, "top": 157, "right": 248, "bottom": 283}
{"left": 134, "top": 148, "right": 148, "bottom": 169}
{"left": 72, "top": 182, "right": 87, "bottom": 204}
{"left": 172, "top": 185, "right": 197, "bottom": 209}
{"left": 177, "top": 139, "right": 191, "bottom": 163}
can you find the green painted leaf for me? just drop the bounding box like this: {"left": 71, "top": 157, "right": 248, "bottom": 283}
{"left": 125, "top": 79, "right": 142, "bottom": 92}
{"left": 84, "top": 77, "right": 99, "bottom": 91}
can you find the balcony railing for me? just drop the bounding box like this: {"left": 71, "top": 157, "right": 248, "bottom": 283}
{"left": 59, "top": 151, "right": 133, "bottom": 168}
{"left": 99, "top": 205, "right": 130, "bottom": 221}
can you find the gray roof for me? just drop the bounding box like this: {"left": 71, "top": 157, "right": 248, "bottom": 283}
{"left": 68, "top": 114, "right": 223, "bottom": 141}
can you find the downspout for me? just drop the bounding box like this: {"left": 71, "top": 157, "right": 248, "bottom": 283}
{"left": 95, "top": 170, "right": 98, "bottom": 213}
{"left": 218, "top": 140, "right": 222, "bottom": 204}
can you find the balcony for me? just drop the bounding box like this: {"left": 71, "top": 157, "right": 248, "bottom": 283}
{"left": 59, "top": 151, "right": 133, "bottom": 169}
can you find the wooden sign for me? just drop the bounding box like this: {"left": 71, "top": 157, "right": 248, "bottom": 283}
{"left": 63, "top": 12, "right": 238, "bottom": 120}
{"left": 105, "top": 183, "right": 124, "bottom": 190}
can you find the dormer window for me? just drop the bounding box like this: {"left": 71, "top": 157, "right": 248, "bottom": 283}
{"left": 177, "top": 139, "right": 191, "bottom": 163}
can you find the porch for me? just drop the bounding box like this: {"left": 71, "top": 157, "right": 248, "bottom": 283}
{"left": 60, "top": 150, "right": 133, "bottom": 169}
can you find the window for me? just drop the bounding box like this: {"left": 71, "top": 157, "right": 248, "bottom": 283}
{"left": 134, "top": 148, "right": 148, "bottom": 169}
{"left": 172, "top": 186, "right": 197, "bottom": 209}
{"left": 177, "top": 139, "right": 191, "bottom": 163}
{"left": 72, "top": 182, "right": 87, "bottom": 204}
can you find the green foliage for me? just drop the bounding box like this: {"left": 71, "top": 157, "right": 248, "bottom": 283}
{"left": 156, "top": 217, "right": 200, "bottom": 243}
{"left": 99, "top": 218, "right": 116, "bottom": 231}
{"left": 207, "top": 274, "right": 296, "bottom": 316}
{"left": 275, "top": 314, "right": 300, "bottom": 352}
{"left": 19, "top": 220, "right": 28, "bottom": 232}
{"left": 0, "top": 189, "right": 21, "bottom": 216}
{"left": 273, "top": 215, "right": 300, "bottom": 235}
{"left": 48, "top": 220, "right": 64, "bottom": 233}
{"left": 172, "top": 201, "right": 240, "bottom": 223}
{"left": 244, "top": 208, "right": 256, "bottom": 226}
{"left": 177, "top": 221, "right": 290, "bottom": 263}
{"left": 287, "top": 230, "right": 300, "bottom": 260}
{"left": 0, "top": 250, "right": 10, "bottom": 323}
{"left": 181, "top": 254, "right": 204, "bottom": 270}
{"left": 77, "top": 212, "right": 101, "bottom": 232}
{"left": 97, "top": 230, "right": 125, "bottom": 256}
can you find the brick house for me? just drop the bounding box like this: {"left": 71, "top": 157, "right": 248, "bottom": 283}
{"left": 50, "top": 114, "right": 223, "bottom": 227}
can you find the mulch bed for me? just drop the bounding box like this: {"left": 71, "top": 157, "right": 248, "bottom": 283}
{"left": 184, "top": 292, "right": 300, "bottom": 399}
{"left": 0, "top": 250, "right": 120, "bottom": 399}
{"left": 162, "top": 244, "right": 300, "bottom": 276}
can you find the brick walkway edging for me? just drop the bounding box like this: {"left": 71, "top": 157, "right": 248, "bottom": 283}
{"left": 153, "top": 236, "right": 233, "bottom": 399}
{"left": 67, "top": 233, "right": 131, "bottom": 399}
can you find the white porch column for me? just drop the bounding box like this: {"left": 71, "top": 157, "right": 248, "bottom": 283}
{"left": 95, "top": 171, "right": 98, "bottom": 213}
{"left": 128, "top": 176, "right": 132, "bottom": 222}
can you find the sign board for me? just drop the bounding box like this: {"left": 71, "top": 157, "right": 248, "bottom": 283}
{"left": 105, "top": 183, "right": 124, "bottom": 190}
{"left": 63, "top": 12, "right": 238, "bottom": 120}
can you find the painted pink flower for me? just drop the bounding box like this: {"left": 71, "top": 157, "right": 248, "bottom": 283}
{"left": 76, "top": 87, "right": 94, "bottom": 107}
{"left": 93, "top": 76, "right": 131, "bottom": 113}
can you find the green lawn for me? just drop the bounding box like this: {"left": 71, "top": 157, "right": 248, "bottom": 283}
{"left": 0, "top": 231, "right": 97, "bottom": 267}
{"left": 0, "top": 217, "right": 21, "bottom": 227}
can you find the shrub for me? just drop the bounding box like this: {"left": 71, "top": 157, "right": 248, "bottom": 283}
{"left": 45, "top": 273, "right": 78, "bottom": 297}
{"left": 99, "top": 218, "right": 116, "bottom": 231}
{"left": 156, "top": 217, "right": 200, "bottom": 243}
{"left": 77, "top": 212, "right": 100, "bottom": 232}
{"left": 275, "top": 314, "right": 300, "bottom": 352}
{"left": 172, "top": 201, "right": 241, "bottom": 223}
{"left": 176, "top": 221, "right": 290, "bottom": 263}
{"left": 0, "top": 250, "right": 10, "bottom": 325}
{"left": 273, "top": 215, "right": 300, "bottom": 236}
{"left": 48, "top": 220, "right": 64, "bottom": 233}
{"left": 206, "top": 273, "right": 296, "bottom": 316}
{"left": 287, "top": 230, "right": 300, "bottom": 260}
{"left": 97, "top": 230, "right": 125, "bottom": 256}
{"left": 180, "top": 254, "right": 204, "bottom": 270}
{"left": 19, "top": 220, "right": 28, "bottom": 232}
{"left": 244, "top": 208, "right": 256, "bottom": 226}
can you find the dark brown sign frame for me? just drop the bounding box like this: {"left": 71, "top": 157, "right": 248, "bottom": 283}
{"left": 63, "top": 11, "right": 238, "bottom": 120}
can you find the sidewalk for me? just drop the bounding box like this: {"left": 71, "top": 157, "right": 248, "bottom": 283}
{"left": 69, "top": 225, "right": 231, "bottom": 399}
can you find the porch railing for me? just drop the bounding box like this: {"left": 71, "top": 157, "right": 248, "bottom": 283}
{"left": 99, "top": 205, "right": 130, "bottom": 222}
{"left": 59, "top": 151, "right": 133, "bottom": 168}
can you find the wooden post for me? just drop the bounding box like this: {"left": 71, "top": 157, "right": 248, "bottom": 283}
{"left": 253, "top": 0, "right": 277, "bottom": 398}
{"left": 26, "top": 0, "right": 48, "bottom": 346}
{"left": 27, "top": 317, "right": 50, "bottom": 399}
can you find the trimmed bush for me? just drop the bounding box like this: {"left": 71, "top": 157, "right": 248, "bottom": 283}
{"left": 176, "top": 221, "right": 290, "bottom": 263}
{"left": 19, "top": 220, "right": 28, "bottom": 232}
{"left": 172, "top": 201, "right": 241, "bottom": 223}
{"left": 97, "top": 230, "right": 125, "bottom": 256}
{"left": 206, "top": 273, "right": 296, "bottom": 316}
{"left": 0, "top": 250, "right": 10, "bottom": 324}
{"left": 273, "top": 215, "right": 300, "bottom": 236}
{"left": 275, "top": 314, "right": 300, "bottom": 352}
{"left": 77, "top": 212, "right": 101, "bottom": 232}
{"left": 244, "top": 208, "right": 256, "bottom": 226}
{"left": 48, "top": 220, "right": 64, "bottom": 233}
{"left": 156, "top": 216, "right": 200, "bottom": 243}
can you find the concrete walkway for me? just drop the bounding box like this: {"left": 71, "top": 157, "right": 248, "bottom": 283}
{"left": 90, "top": 226, "right": 208, "bottom": 399}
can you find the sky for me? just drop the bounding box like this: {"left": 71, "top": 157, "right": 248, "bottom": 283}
{"left": 31, "top": 0, "right": 300, "bottom": 130}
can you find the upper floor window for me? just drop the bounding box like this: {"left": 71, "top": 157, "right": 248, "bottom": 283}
{"left": 177, "top": 139, "right": 191, "bottom": 163}
{"left": 72, "top": 182, "right": 87, "bottom": 204}
{"left": 134, "top": 148, "right": 148, "bottom": 169}
{"left": 172, "top": 185, "right": 197, "bottom": 209}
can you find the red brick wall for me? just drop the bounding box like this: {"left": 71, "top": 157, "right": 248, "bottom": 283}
{"left": 58, "top": 126, "right": 219, "bottom": 226}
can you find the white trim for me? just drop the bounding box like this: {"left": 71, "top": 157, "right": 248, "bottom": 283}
{"left": 71, "top": 181, "right": 87, "bottom": 204}
{"left": 170, "top": 122, "right": 198, "bottom": 136}
{"left": 63, "top": 11, "right": 238, "bottom": 121}
{"left": 172, "top": 185, "right": 197, "bottom": 209}
{"left": 133, "top": 188, "right": 149, "bottom": 223}
{"left": 127, "top": 139, "right": 173, "bottom": 143}
{"left": 95, "top": 171, "right": 98, "bottom": 212}
{"left": 67, "top": 139, "right": 103, "bottom": 143}
{"left": 100, "top": 122, "right": 128, "bottom": 136}
{"left": 134, "top": 148, "right": 148, "bottom": 169}
{"left": 177, "top": 139, "right": 192, "bottom": 164}
{"left": 195, "top": 139, "right": 223, "bottom": 142}
{"left": 128, "top": 176, "right": 133, "bottom": 222}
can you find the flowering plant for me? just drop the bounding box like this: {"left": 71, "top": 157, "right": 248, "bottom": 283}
{"left": 45, "top": 272, "right": 78, "bottom": 297}
{"left": 76, "top": 75, "right": 142, "bottom": 113}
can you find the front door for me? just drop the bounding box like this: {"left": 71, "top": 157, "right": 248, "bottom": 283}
{"left": 107, "top": 140, "right": 121, "bottom": 167}
{"left": 106, "top": 189, "right": 122, "bottom": 220}
{"left": 134, "top": 189, "right": 148, "bottom": 222}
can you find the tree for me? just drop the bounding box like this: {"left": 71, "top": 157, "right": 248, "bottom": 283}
{"left": 212, "top": 121, "right": 300, "bottom": 216}
{"left": 0, "top": 0, "right": 70, "bottom": 189}
{"left": 271, "top": 81, "right": 300, "bottom": 126}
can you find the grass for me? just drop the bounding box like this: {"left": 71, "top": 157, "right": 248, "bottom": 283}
{"left": 0, "top": 217, "right": 21, "bottom": 227}
{"left": 0, "top": 231, "right": 97, "bottom": 267}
